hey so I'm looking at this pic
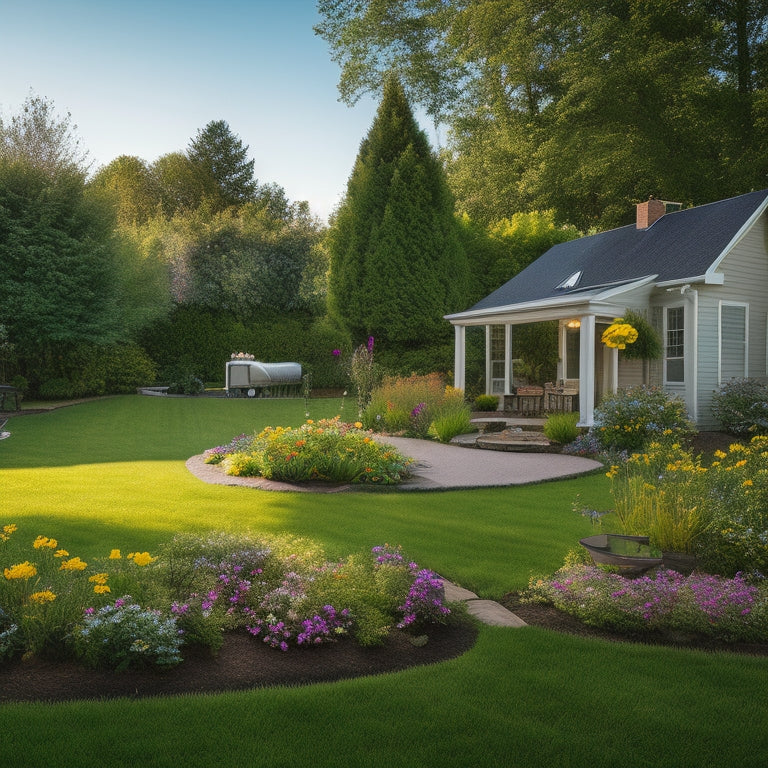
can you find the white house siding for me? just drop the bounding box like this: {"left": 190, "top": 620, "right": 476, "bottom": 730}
{"left": 699, "top": 212, "right": 768, "bottom": 429}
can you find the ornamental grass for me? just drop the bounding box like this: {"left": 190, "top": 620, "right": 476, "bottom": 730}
{"left": 605, "top": 437, "right": 768, "bottom": 575}
{"left": 362, "top": 373, "right": 472, "bottom": 442}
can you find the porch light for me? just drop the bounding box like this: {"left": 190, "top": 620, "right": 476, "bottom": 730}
{"left": 566, "top": 319, "right": 581, "bottom": 329}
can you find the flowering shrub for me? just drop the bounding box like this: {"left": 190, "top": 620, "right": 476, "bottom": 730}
{"left": 527, "top": 564, "right": 768, "bottom": 642}
{"left": 604, "top": 437, "right": 768, "bottom": 576}
{"left": 363, "top": 373, "right": 472, "bottom": 441}
{"left": 73, "top": 597, "right": 183, "bottom": 670}
{"left": 214, "top": 418, "right": 413, "bottom": 485}
{"left": 593, "top": 385, "right": 696, "bottom": 451}
{"left": 0, "top": 526, "right": 119, "bottom": 659}
{"left": 711, "top": 378, "right": 768, "bottom": 437}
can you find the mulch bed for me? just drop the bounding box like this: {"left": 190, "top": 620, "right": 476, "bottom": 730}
{"left": 0, "top": 623, "right": 478, "bottom": 705}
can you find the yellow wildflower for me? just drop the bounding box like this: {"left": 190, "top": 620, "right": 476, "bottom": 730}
{"left": 109, "top": 549, "right": 121, "bottom": 559}
{"left": 33, "top": 535, "right": 58, "bottom": 549}
{"left": 30, "top": 590, "right": 56, "bottom": 604}
{"left": 714, "top": 450, "right": 727, "bottom": 459}
{"left": 59, "top": 556, "right": 87, "bottom": 571}
{"left": 354, "top": 421, "right": 363, "bottom": 429}
{"left": 743, "top": 479, "right": 754, "bottom": 487}
{"left": 1, "top": 523, "right": 17, "bottom": 542}
{"left": 54, "top": 549, "right": 69, "bottom": 558}
{"left": 88, "top": 573, "right": 109, "bottom": 585}
{"left": 93, "top": 584, "right": 111, "bottom": 595}
{"left": 4, "top": 561, "right": 37, "bottom": 580}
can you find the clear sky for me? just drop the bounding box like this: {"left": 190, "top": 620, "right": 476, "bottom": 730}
{"left": 0, "top": 0, "right": 393, "bottom": 221}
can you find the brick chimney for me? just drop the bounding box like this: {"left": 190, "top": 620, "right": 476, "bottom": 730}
{"left": 636, "top": 197, "right": 667, "bottom": 229}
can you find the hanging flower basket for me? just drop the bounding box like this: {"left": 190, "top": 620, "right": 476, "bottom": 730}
{"left": 601, "top": 320, "right": 638, "bottom": 350}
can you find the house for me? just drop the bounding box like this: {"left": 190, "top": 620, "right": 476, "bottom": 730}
{"left": 445, "top": 189, "right": 768, "bottom": 430}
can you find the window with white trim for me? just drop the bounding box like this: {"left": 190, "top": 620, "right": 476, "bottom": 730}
{"left": 720, "top": 302, "right": 747, "bottom": 382}
{"left": 490, "top": 325, "right": 506, "bottom": 394}
{"left": 665, "top": 306, "right": 685, "bottom": 383}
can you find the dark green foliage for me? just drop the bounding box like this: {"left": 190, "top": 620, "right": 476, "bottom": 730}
{"left": 187, "top": 120, "right": 257, "bottom": 212}
{"left": 139, "top": 306, "right": 351, "bottom": 389}
{"left": 513, "top": 322, "right": 559, "bottom": 384}
{"left": 712, "top": 378, "right": 768, "bottom": 436}
{"left": 327, "top": 75, "right": 469, "bottom": 349}
{"left": 0, "top": 162, "right": 121, "bottom": 357}
{"left": 619, "top": 309, "right": 663, "bottom": 361}
{"left": 318, "top": 2, "right": 768, "bottom": 232}
{"left": 34, "top": 343, "right": 157, "bottom": 398}
{"left": 473, "top": 394, "right": 499, "bottom": 412}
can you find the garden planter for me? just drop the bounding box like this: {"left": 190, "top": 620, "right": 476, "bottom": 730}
{"left": 579, "top": 534, "right": 662, "bottom": 571}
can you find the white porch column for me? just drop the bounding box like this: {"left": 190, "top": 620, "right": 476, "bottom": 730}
{"left": 504, "top": 324, "right": 513, "bottom": 395}
{"left": 579, "top": 314, "right": 596, "bottom": 427}
{"left": 453, "top": 324, "right": 466, "bottom": 391}
{"left": 485, "top": 325, "right": 492, "bottom": 395}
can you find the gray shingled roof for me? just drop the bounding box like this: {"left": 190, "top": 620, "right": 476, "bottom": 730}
{"left": 466, "top": 189, "right": 768, "bottom": 313}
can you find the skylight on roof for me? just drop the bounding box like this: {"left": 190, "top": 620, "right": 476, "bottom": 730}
{"left": 556, "top": 270, "right": 582, "bottom": 290}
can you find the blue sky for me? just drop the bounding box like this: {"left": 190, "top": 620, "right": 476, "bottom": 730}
{"left": 0, "top": 0, "right": 396, "bottom": 221}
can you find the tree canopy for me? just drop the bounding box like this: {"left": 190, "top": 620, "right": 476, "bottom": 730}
{"left": 317, "top": 0, "right": 768, "bottom": 230}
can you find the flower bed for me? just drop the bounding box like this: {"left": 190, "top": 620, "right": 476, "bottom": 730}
{"left": 526, "top": 564, "right": 768, "bottom": 643}
{"left": 204, "top": 418, "right": 413, "bottom": 485}
{"left": 1, "top": 527, "right": 457, "bottom": 668}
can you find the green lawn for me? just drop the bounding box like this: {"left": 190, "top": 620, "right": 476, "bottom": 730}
{"left": 2, "top": 396, "right": 767, "bottom": 768}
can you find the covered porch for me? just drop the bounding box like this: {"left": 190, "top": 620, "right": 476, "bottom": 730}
{"left": 446, "top": 278, "right": 655, "bottom": 427}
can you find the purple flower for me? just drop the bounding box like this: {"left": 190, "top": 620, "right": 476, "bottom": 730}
{"left": 332, "top": 349, "right": 341, "bottom": 357}
{"left": 367, "top": 336, "right": 374, "bottom": 353}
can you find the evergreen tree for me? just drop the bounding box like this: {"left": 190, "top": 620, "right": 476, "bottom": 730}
{"left": 187, "top": 120, "right": 257, "bottom": 212}
{"left": 327, "top": 75, "right": 468, "bottom": 348}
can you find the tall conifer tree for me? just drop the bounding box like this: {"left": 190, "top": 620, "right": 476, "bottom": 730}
{"left": 327, "top": 75, "right": 468, "bottom": 348}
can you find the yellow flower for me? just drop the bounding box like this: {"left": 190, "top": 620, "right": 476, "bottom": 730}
{"left": 54, "top": 549, "right": 69, "bottom": 558}
{"left": 108, "top": 549, "right": 121, "bottom": 559}
{"left": 93, "top": 584, "right": 111, "bottom": 595}
{"left": 714, "top": 450, "right": 727, "bottom": 459}
{"left": 59, "top": 556, "right": 87, "bottom": 571}
{"left": 127, "top": 551, "right": 155, "bottom": 566}
{"left": 30, "top": 590, "right": 56, "bottom": 604}
{"left": 4, "top": 561, "right": 37, "bottom": 580}
{"left": 1, "top": 523, "right": 18, "bottom": 542}
{"left": 743, "top": 479, "right": 754, "bottom": 487}
{"left": 33, "top": 535, "right": 58, "bottom": 549}
{"left": 88, "top": 573, "right": 109, "bottom": 585}
{"left": 354, "top": 421, "right": 363, "bottom": 429}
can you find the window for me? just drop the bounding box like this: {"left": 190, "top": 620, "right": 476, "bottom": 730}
{"left": 565, "top": 327, "right": 580, "bottom": 379}
{"left": 490, "top": 325, "right": 506, "bottom": 394}
{"left": 720, "top": 303, "right": 747, "bottom": 381}
{"left": 665, "top": 306, "right": 684, "bottom": 383}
